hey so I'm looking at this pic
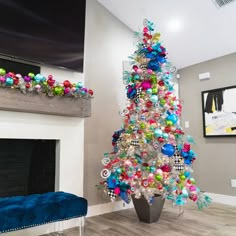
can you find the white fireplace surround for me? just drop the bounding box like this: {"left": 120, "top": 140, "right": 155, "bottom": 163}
{"left": 0, "top": 65, "right": 85, "bottom": 235}
{"left": 0, "top": 110, "right": 84, "bottom": 235}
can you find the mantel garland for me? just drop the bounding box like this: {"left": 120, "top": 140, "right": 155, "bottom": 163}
{"left": 0, "top": 68, "right": 93, "bottom": 98}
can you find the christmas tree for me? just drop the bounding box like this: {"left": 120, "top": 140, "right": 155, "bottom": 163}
{"left": 99, "top": 19, "right": 211, "bottom": 209}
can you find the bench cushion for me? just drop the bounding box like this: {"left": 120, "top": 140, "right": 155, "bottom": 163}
{"left": 0, "top": 191, "right": 87, "bottom": 233}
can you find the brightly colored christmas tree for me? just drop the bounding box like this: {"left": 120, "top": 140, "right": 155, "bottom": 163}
{"left": 98, "top": 19, "right": 211, "bottom": 209}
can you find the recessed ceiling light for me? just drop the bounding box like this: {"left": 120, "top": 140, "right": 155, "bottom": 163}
{"left": 167, "top": 19, "right": 183, "bottom": 32}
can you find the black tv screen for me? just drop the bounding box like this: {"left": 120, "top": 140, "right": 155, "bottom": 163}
{"left": 0, "top": 0, "right": 86, "bottom": 72}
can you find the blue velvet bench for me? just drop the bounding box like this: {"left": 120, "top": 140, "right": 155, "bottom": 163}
{"left": 0, "top": 191, "right": 88, "bottom": 235}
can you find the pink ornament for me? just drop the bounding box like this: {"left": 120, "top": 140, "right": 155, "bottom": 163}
{"left": 0, "top": 76, "right": 5, "bottom": 83}
{"left": 137, "top": 68, "right": 143, "bottom": 74}
{"left": 133, "top": 65, "right": 138, "bottom": 71}
{"left": 35, "top": 84, "right": 41, "bottom": 90}
{"left": 140, "top": 80, "right": 151, "bottom": 90}
{"left": 143, "top": 27, "right": 148, "bottom": 33}
{"left": 189, "top": 185, "right": 196, "bottom": 192}
{"left": 147, "top": 69, "right": 153, "bottom": 74}
{"left": 48, "top": 75, "right": 53, "bottom": 80}
{"left": 156, "top": 169, "right": 163, "bottom": 175}
{"left": 15, "top": 74, "right": 22, "bottom": 79}
{"left": 114, "top": 187, "right": 120, "bottom": 195}
{"left": 64, "top": 87, "right": 70, "bottom": 94}
{"left": 71, "top": 87, "right": 77, "bottom": 92}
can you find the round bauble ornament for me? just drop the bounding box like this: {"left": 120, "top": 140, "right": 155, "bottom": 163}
{"left": 0, "top": 68, "right": 6, "bottom": 76}
{"left": 154, "top": 128, "right": 162, "bottom": 137}
{"left": 6, "top": 77, "right": 14, "bottom": 86}
{"left": 88, "top": 89, "right": 94, "bottom": 96}
{"left": 150, "top": 95, "right": 158, "bottom": 103}
{"left": 28, "top": 72, "right": 35, "bottom": 78}
{"left": 166, "top": 114, "right": 178, "bottom": 124}
{"left": 161, "top": 143, "right": 175, "bottom": 157}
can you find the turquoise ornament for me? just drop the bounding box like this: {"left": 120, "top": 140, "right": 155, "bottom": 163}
{"left": 150, "top": 166, "right": 156, "bottom": 173}
{"left": 162, "top": 133, "right": 169, "bottom": 139}
{"left": 154, "top": 128, "right": 162, "bottom": 137}
{"left": 150, "top": 94, "right": 158, "bottom": 103}
{"left": 6, "top": 77, "right": 14, "bottom": 86}
{"left": 116, "top": 168, "right": 122, "bottom": 174}
{"left": 77, "top": 82, "right": 83, "bottom": 88}
{"left": 146, "top": 88, "right": 152, "bottom": 94}
{"left": 34, "top": 74, "right": 44, "bottom": 83}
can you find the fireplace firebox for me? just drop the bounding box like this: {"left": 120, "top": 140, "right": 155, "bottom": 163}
{"left": 0, "top": 139, "right": 56, "bottom": 197}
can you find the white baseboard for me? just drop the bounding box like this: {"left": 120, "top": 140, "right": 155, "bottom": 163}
{"left": 206, "top": 192, "right": 236, "bottom": 206}
{"left": 87, "top": 192, "right": 236, "bottom": 218}
{"left": 87, "top": 200, "right": 134, "bottom": 217}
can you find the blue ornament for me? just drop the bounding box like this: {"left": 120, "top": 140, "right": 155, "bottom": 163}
{"left": 184, "top": 171, "right": 191, "bottom": 178}
{"left": 154, "top": 128, "right": 162, "bottom": 137}
{"left": 161, "top": 144, "right": 175, "bottom": 157}
{"left": 148, "top": 60, "right": 160, "bottom": 71}
{"left": 150, "top": 95, "right": 158, "bottom": 103}
{"left": 166, "top": 114, "right": 178, "bottom": 124}
{"left": 6, "top": 77, "right": 14, "bottom": 86}
{"left": 119, "top": 191, "right": 130, "bottom": 204}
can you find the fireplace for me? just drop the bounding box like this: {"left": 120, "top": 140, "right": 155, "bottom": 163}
{"left": 0, "top": 139, "right": 57, "bottom": 197}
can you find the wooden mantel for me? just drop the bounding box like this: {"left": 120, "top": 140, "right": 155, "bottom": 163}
{"left": 0, "top": 88, "right": 91, "bottom": 118}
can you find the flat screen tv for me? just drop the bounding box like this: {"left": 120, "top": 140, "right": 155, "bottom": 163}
{"left": 0, "top": 0, "right": 86, "bottom": 72}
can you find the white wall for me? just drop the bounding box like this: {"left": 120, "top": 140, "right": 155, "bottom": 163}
{"left": 84, "top": 0, "right": 134, "bottom": 207}
{"left": 0, "top": 65, "right": 85, "bottom": 236}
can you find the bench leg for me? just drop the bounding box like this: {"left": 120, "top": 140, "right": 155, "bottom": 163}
{"left": 55, "top": 221, "right": 64, "bottom": 235}
{"left": 77, "top": 217, "right": 85, "bottom": 236}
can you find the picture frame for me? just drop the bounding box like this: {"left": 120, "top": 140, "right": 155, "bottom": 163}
{"left": 201, "top": 85, "right": 236, "bottom": 137}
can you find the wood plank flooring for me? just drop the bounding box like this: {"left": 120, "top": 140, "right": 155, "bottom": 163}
{"left": 42, "top": 202, "right": 236, "bottom": 236}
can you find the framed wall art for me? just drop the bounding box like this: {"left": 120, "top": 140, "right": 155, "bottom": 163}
{"left": 201, "top": 85, "right": 236, "bottom": 137}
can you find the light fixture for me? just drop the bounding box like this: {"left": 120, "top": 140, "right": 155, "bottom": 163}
{"left": 167, "top": 19, "right": 183, "bottom": 32}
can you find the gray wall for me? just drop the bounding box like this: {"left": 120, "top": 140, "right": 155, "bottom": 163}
{"left": 84, "top": 0, "right": 134, "bottom": 206}
{"left": 179, "top": 53, "right": 236, "bottom": 196}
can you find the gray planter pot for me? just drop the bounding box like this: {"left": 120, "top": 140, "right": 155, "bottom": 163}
{"left": 131, "top": 194, "right": 165, "bottom": 223}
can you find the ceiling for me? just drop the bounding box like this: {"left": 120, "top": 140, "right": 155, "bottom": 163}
{"left": 98, "top": 0, "right": 236, "bottom": 69}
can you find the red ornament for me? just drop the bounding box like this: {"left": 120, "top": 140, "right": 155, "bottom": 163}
{"left": 149, "top": 119, "right": 156, "bottom": 124}
{"left": 63, "top": 80, "right": 71, "bottom": 88}
{"left": 47, "top": 78, "right": 55, "bottom": 86}
{"left": 160, "top": 164, "right": 171, "bottom": 172}
{"left": 141, "top": 179, "right": 149, "bottom": 188}
{"left": 157, "top": 184, "right": 163, "bottom": 190}
{"left": 13, "top": 78, "right": 19, "bottom": 85}
{"left": 158, "top": 137, "right": 165, "bottom": 143}
{"left": 146, "top": 101, "right": 153, "bottom": 108}
{"left": 88, "top": 89, "right": 94, "bottom": 96}
{"left": 158, "top": 80, "right": 165, "bottom": 86}
{"left": 135, "top": 170, "right": 141, "bottom": 178}
{"left": 25, "top": 83, "right": 30, "bottom": 89}
{"left": 164, "top": 127, "right": 172, "bottom": 133}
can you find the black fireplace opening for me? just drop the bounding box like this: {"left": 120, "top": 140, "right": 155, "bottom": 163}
{"left": 0, "top": 139, "right": 56, "bottom": 197}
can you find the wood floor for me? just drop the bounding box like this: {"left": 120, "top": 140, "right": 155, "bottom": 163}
{"left": 43, "top": 202, "right": 236, "bottom": 236}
